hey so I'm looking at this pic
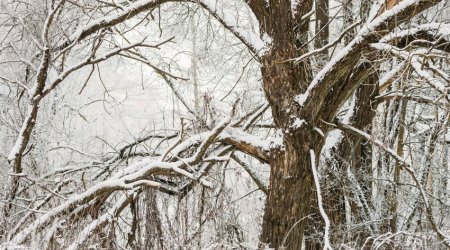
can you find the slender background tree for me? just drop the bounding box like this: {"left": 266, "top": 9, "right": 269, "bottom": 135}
{"left": 1, "top": 0, "right": 450, "bottom": 249}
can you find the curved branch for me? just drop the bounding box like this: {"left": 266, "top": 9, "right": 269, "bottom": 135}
{"left": 10, "top": 114, "right": 234, "bottom": 244}
{"left": 54, "top": 0, "right": 173, "bottom": 52}
{"left": 296, "top": 0, "right": 442, "bottom": 122}
{"left": 221, "top": 127, "right": 270, "bottom": 163}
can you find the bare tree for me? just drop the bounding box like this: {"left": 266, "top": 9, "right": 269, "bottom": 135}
{"left": 1, "top": 0, "right": 450, "bottom": 249}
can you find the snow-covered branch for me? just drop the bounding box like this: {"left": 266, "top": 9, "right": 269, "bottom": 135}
{"left": 296, "top": 0, "right": 442, "bottom": 120}
{"left": 371, "top": 43, "right": 449, "bottom": 94}
{"left": 196, "top": 0, "right": 267, "bottom": 57}
{"left": 10, "top": 113, "right": 235, "bottom": 244}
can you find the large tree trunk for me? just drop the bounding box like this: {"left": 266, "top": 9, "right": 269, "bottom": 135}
{"left": 261, "top": 135, "right": 324, "bottom": 249}
{"left": 256, "top": 1, "right": 322, "bottom": 248}
{"left": 255, "top": 0, "right": 440, "bottom": 248}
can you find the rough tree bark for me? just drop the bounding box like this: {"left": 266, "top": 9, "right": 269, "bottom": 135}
{"left": 258, "top": 1, "right": 318, "bottom": 248}
{"left": 257, "top": 0, "right": 441, "bottom": 248}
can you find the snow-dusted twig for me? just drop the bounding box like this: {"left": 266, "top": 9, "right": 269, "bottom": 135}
{"left": 293, "top": 20, "right": 362, "bottom": 63}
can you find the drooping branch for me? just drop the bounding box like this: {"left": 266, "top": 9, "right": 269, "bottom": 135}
{"left": 310, "top": 149, "right": 332, "bottom": 250}
{"left": 10, "top": 113, "right": 235, "bottom": 244}
{"left": 8, "top": 97, "right": 273, "bottom": 244}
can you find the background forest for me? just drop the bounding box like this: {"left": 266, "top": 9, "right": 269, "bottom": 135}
{"left": 0, "top": 0, "right": 450, "bottom": 249}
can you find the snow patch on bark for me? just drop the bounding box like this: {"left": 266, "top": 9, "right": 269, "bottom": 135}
{"left": 270, "top": 129, "right": 284, "bottom": 150}
{"left": 323, "top": 130, "right": 342, "bottom": 157}
{"left": 290, "top": 118, "right": 306, "bottom": 130}
{"left": 291, "top": 0, "right": 300, "bottom": 17}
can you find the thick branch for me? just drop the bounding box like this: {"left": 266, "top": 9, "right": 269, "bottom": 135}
{"left": 245, "top": 0, "right": 268, "bottom": 23}
{"left": 296, "top": 0, "right": 442, "bottom": 123}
